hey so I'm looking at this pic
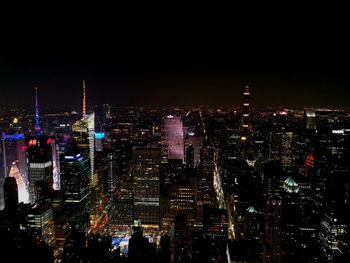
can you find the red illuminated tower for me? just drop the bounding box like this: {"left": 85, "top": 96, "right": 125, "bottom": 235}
{"left": 305, "top": 153, "right": 315, "bottom": 177}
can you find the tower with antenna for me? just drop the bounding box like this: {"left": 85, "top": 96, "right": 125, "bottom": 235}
{"left": 72, "top": 80, "right": 95, "bottom": 186}
{"left": 34, "top": 87, "right": 42, "bottom": 135}
{"left": 242, "top": 85, "right": 250, "bottom": 131}
{"left": 82, "top": 79, "right": 86, "bottom": 118}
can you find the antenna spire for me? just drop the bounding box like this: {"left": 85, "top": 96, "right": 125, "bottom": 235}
{"left": 34, "top": 87, "right": 42, "bottom": 135}
{"left": 82, "top": 80, "right": 86, "bottom": 117}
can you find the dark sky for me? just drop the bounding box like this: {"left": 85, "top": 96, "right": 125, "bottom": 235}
{"left": 0, "top": 4, "right": 349, "bottom": 109}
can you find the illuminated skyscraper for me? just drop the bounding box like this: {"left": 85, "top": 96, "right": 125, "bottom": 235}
{"left": 31, "top": 87, "right": 60, "bottom": 192}
{"left": 1, "top": 133, "right": 27, "bottom": 185}
{"left": 282, "top": 176, "right": 301, "bottom": 262}
{"left": 169, "top": 185, "right": 195, "bottom": 225}
{"left": 60, "top": 152, "right": 90, "bottom": 230}
{"left": 82, "top": 80, "right": 86, "bottom": 117}
{"left": 133, "top": 148, "right": 160, "bottom": 227}
{"left": 161, "top": 116, "right": 184, "bottom": 162}
{"left": 281, "top": 132, "right": 293, "bottom": 169}
{"left": 26, "top": 136, "right": 54, "bottom": 203}
{"left": 304, "top": 108, "right": 316, "bottom": 130}
{"left": 34, "top": 86, "right": 42, "bottom": 135}
{"left": 242, "top": 85, "right": 251, "bottom": 132}
{"left": 8, "top": 161, "right": 29, "bottom": 203}
{"left": 27, "top": 200, "right": 56, "bottom": 247}
{"left": 72, "top": 81, "right": 95, "bottom": 184}
{"left": 95, "top": 132, "right": 105, "bottom": 152}
{"left": 0, "top": 139, "right": 4, "bottom": 210}
{"left": 1, "top": 133, "right": 28, "bottom": 208}
{"left": 72, "top": 113, "right": 95, "bottom": 184}
{"left": 263, "top": 194, "right": 283, "bottom": 263}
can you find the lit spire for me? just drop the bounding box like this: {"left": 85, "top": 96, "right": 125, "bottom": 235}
{"left": 82, "top": 79, "right": 86, "bottom": 117}
{"left": 34, "top": 86, "right": 41, "bottom": 135}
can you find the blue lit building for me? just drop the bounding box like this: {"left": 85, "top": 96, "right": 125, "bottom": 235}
{"left": 95, "top": 132, "right": 105, "bottom": 152}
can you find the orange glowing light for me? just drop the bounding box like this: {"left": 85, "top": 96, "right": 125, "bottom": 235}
{"left": 29, "top": 139, "right": 37, "bottom": 146}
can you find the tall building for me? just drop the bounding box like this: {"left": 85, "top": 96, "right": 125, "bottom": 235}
{"left": 1, "top": 132, "right": 27, "bottom": 186}
{"left": 169, "top": 185, "right": 195, "bottom": 225}
{"left": 106, "top": 151, "right": 117, "bottom": 193}
{"left": 185, "top": 144, "right": 195, "bottom": 168}
{"left": 281, "top": 132, "right": 293, "bottom": 169}
{"left": 0, "top": 138, "right": 4, "bottom": 209}
{"left": 263, "top": 194, "right": 283, "bottom": 263}
{"left": 27, "top": 200, "right": 56, "bottom": 248}
{"left": 319, "top": 212, "right": 346, "bottom": 261}
{"left": 34, "top": 89, "right": 60, "bottom": 191}
{"left": 1, "top": 133, "right": 28, "bottom": 208}
{"left": 26, "top": 136, "right": 54, "bottom": 203}
{"left": 72, "top": 80, "right": 95, "bottom": 184}
{"left": 95, "top": 132, "right": 104, "bottom": 152}
{"left": 161, "top": 116, "right": 184, "bottom": 162}
{"left": 282, "top": 176, "right": 301, "bottom": 262}
{"left": 196, "top": 144, "right": 216, "bottom": 220}
{"left": 60, "top": 152, "right": 90, "bottom": 230}
{"left": 242, "top": 85, "right": 251, "bottom": 132}
{"left": 34, "top": 87, "right": 42, "bottom": 135}
{"left": 304, "top": 108, "right": 316, "bottom": 130}
{"left": 8, "top": 161, "right": 29, "bottom": 203}
{"left": 133, "top": 148, "right": 160, "bottom": 227}
{"left": 72, "top": 98, "right": 95, "bottom": 189}
{"left": 203, "top": 206, "right": 228, "bottom": 262}
{"left": 51, "top": 190, "right": 70, "bottom": 261}
{"left": 72, "top": 113, "right": 95, "bottom": 184}
{"left": 4, "top": 176, "right": 18, "bottom": 212}
{"left": 173, "top": 214, "right": 191, "bottom": 262}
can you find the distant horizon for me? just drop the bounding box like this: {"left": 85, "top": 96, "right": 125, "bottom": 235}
{"left": 2, "top": 102, "right": 350, "bottom": 114}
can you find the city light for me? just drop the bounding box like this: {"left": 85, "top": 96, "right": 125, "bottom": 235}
{"left": 95, "top": 132, "right": 105, "bottom": 139}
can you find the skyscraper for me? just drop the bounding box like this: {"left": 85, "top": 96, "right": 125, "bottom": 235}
{"left": 26, "top": 136, "right": 54, "bottom": 203}
{"left": 60, "top": 152, "right": 90, "bottom": 230}
{"left": 0, "top": 138, "right": 4, "bottom": 210}
{"left": 72, "top": 81, "right": 95, "bottom": 185}
{"left": 203, "top": 206, "right": 228, "bottom": 262}
{"left": 282, "top": 176, "right": 301, "bottom": 262}
{"left": 133, "top": 148, "right": 160, "bottom": 227}
{"left": 169, "top": 185, "right": 195, "bottom": 225}
{"left": 1, "top": 133, "right": 27, "bottom": 185}
{"left": 34, "top": 87, "right": 42, "bottom": 135}
{"left": 4, "top": 176, "right": 18, "bottom": 212}
{"left": 1, "top": 133, "right": 28, "bottom": 208}
{"left": 304, "top": 108, "right": 316, "bottom": 130}
{"left": 263, "top": 194, "right": 283, "bottom": 263}
{"left": 161, "top": 116, "right": 184, "bottom": 162}
{"left": 173, "top": 214, "right": 191, "bottom": 261}
{"left": 8, "top": 161, "right": 29, "bottom": 203}
{"left": 27, "top": 200, "right": 56, "bottom": 248}
{"left": 242, "top": 85, "right": 251, "bottom": 132}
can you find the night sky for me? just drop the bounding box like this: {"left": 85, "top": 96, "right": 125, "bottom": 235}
{"left": 0, "top": 4, "right": 349, "bottom": 109}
